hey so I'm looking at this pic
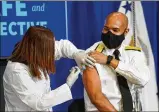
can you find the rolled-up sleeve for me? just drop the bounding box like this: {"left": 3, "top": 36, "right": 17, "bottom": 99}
{"left": 10, "top": 69, "right": 72, "bottom": 111}
{"left": 115, "top": 51, "right": 150, "bottom": 86}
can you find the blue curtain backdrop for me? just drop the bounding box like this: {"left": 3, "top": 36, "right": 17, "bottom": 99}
{"left": 0, "top": 1, "right": 158, "bottom": 111}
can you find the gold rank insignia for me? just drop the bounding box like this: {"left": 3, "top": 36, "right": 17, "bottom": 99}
{"left": 125, "top": 46, "right": 141, "bottom": 52}
{"left": 95, "top": 43, "right": 105, "bottom": 53}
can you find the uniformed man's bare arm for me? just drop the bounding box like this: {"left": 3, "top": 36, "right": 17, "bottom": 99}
{"left": 82, "top": 67, "right": 117, "bottom": 112}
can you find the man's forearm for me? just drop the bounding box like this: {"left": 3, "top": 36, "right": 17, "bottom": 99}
{"left": 91, "top": 92, "right": 117, "bottom": 112}
{"left": 108, "top": 56, "right": 150, "bottom": 86}
{"left": 108, "top": 57, "right": 119, "bottom": 69}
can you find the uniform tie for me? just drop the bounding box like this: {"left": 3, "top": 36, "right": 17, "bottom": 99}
{"left": 113, "top": 49, "right": 133, "bottom": 112}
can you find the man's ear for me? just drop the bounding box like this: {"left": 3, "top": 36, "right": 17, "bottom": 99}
{"left": 124, "top": 28, "right": 129, "bottom": 35}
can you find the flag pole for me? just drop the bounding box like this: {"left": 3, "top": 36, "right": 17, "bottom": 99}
{"left": 132, "top": 1, "right": 136, "bottom": 47}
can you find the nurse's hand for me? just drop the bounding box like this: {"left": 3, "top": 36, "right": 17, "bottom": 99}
{"left": 66, "top": 66, "right": 81, "bottom": 88}
{"left": 73, "top": 50, "right": 96, "bottom": 69}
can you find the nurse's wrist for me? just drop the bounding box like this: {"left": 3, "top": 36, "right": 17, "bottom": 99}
{"left": 66, "top": 81, "right": 72, "bottom": 89}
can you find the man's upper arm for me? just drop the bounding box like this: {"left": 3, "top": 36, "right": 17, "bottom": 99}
{"left": 82, "top": 67, "right": 102, "bottom": 100}
{"left": 82, "top": 66, "right": 117, "bottom": 112}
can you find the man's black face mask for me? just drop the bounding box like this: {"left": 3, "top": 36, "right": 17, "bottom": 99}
{"left": 101, "top": 31, "right": 125, "bottom": 49}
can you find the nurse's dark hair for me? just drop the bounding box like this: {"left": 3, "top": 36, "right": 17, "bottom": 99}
{"left": 9, "top": 26, "right": 55, "bottom": 79}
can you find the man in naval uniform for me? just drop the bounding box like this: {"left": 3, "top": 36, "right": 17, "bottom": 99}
{"left": 82, "top": 12, "right": 150, "bottom": 112}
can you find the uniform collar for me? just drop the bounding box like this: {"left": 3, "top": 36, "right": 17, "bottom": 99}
{"left": 102, "top": 41, "right": 125, "bottom": 56}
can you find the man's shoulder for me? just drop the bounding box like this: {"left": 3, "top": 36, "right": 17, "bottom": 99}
{"left": 124, "top": 45, "right": 142, "bottom": 52}
{"left": 91, "top": 41, "right": 103, "bottom": 48}
{"left": 86, "top": 41, "right": 103, "bottom": 52}
{"left": 122, "top": 45, "right": 145, "bottom": 58}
